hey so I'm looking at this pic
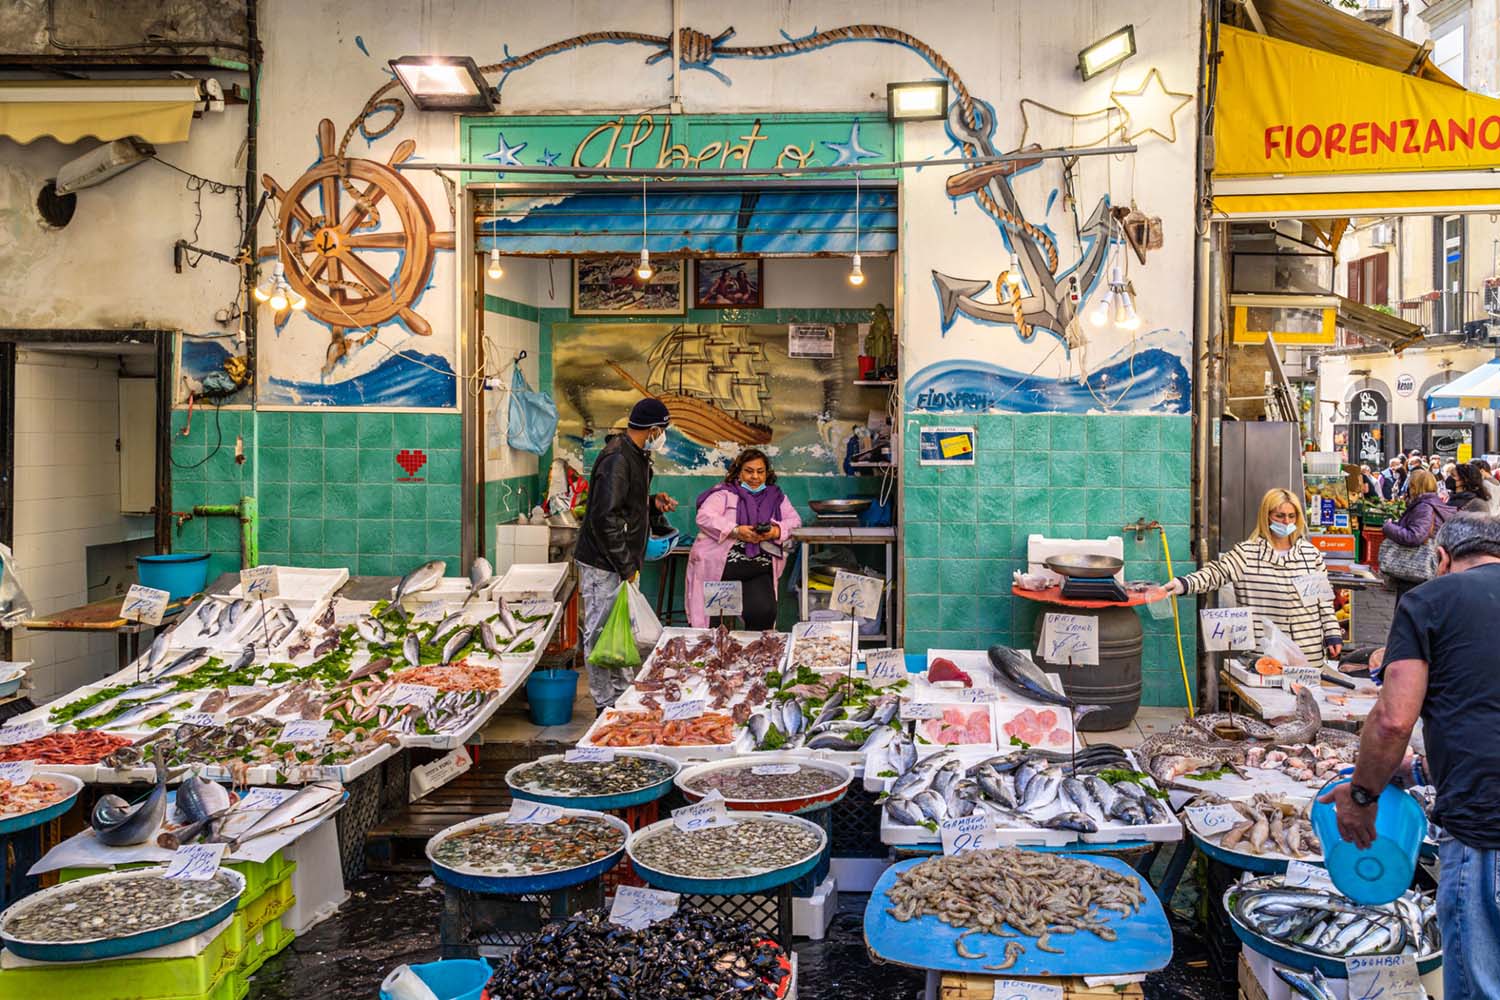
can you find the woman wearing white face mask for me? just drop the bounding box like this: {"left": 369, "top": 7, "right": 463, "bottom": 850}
{"left": 1159, "top": 488, "right": 1342, "bottom": 663}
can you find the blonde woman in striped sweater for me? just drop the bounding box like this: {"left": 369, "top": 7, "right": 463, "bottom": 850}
{"left": 1161, "top": 488, "right": 1343, "bottom": 664}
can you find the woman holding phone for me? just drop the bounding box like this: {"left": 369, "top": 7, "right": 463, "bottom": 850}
{"left": 686, "top": 448, "right": 801, "bottom": 629}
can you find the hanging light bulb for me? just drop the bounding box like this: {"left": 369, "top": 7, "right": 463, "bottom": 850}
{"left": 1003, "top": 251, "right": 1023, "bottom": 293}
{"left": 636, "top": 247, "right": 654, "bottom": 282}
{"left": 252, "top": 263, "right": 281, "bottom": 303}
{"left": 268, "top": 284, "right": 289, "bottom": 312}
{"left": 1116, "top": 285, "right": 1140, "bottom": 330}
{"left": 1089, "top": 291, "right": 1113, "bottom": 328}
{"left": 848, "top": 252, "right": 866, "bottom": 287}
{"left": 289, "top": 287, "right": 307, "bottom": 311}
{"left": 848, "top": 169, "right": 865, "bottom": 287}
{"left": 486, "top": 248, "right": 504, "bottom": 280}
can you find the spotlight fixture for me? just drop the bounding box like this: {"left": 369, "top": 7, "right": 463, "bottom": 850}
{"left": 389, "top": 55, "right": 495, "bottom": 111}
{"left": 886, "top": 80, "right": 949, "bottom": 122}
{"left": 253, "top": 262, "right": 305, "bottom": 312}
{"left": 486, "top": 248, "right": 504, "bottom": 280}
{"left": 1078, "top": 25, "right": 1136, "bottom": 81}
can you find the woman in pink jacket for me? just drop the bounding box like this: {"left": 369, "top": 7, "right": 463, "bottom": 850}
{"left": 686, "top": 449, "right": 801, "bottom": 629}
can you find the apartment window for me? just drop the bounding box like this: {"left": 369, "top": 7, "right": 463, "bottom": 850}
{"left": 1434, "top": 18, "right": 1466, "bottom": 85}
{"left": 1433, "top": 215, "right": 1466, "bottom": 333}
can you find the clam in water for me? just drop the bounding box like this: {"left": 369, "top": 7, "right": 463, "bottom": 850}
{"left": 3, "top": 871, "right": 240, "bottom": 943}
{"left": 431, "top": 817, "right": 624, "bottom": 875}
{"left": 682, "top": 763, "right": 843, "bottom": 801}
{"left": 631, "top": 818, "right": 822, "bottom": 879}
{"left": 511, "top": 756, "right": 675, "bottom": 797}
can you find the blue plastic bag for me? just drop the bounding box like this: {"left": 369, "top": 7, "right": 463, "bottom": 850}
{"left": 507, "top": 365, "right": 558, "bottom": 454}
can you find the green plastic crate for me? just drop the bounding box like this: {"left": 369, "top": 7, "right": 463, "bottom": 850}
{"left": 237, "top": 877, "right": 295, "bottom": 977}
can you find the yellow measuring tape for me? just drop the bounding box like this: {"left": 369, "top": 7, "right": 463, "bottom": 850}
{"left": 1158, "top": 527, "right": 1196, "bottom": 715}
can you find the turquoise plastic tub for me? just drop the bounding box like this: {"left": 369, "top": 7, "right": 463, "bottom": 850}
{"left": 645, "top": 529, "right": 679, "bottom": 561}
{"left": 136, "top": 553, "right": 210, "bottom": 601}
{"left": 525, "top": 669, "right": 578, "bottom": 726}
{"left": 381, "top": 960, "right": 491, "bottom": 1000}
{"left": 1311, "top": 776, "right": 1424, "bottom": 905}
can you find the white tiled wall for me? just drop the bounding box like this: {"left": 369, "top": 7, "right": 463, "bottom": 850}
{"left": 482, "top": 308, "right": 542, "bottom": 486}
{"left": 9, "top": 351, "right": 152, "bottom": 702}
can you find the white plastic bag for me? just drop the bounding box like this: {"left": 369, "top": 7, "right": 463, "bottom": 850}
{"left": 625, "top": 581, "right": 662, "bottom": 650}
{"left": 1259, "top": 616, "right": 1308, "bottom": 667}
{"left": 0, "top": 543, "right": 34, "bottom": 630}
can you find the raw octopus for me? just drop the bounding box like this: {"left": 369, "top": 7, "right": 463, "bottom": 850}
{"left": 0, "top": 731, "right": 132, "bottom": 764}
{"left": 919, "top": 707, "right": 993, "bottom": 746}
{"left": 587, "top": 709, "right": 735, "bottom": 747}
{"left": 1002, "top": 707, "right": 1070, "bottom": 748}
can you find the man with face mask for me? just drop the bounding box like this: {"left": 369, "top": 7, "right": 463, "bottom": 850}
{"left": 574, "top": 398, "right": 678, "bottom": 711}
{"left": 1321, "top": 514, "right": 1500, "bottom": 1000}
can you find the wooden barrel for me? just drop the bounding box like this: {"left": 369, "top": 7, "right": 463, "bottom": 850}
{"left": 1032, "top": 604, "right": 1143, "bottom": 731}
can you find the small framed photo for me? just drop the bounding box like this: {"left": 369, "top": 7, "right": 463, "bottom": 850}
{"left": 572, "top": 257, "right": 685, "bottom": 316}
{"left": 694, "top": 258, "right": 764, "bottom": 309}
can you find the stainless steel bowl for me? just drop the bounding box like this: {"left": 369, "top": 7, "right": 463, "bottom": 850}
{"left": 1044, "top": 553, "right": 1125, "bottom": 578}
{"left": 809, "top": 499, "right": 872, "bottom": 515}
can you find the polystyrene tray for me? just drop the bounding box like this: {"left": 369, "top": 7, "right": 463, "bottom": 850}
{"left": 494, "top": 562, "right": 569, "bottom": 601}
{"left": 228, "top": 566, "right": 347, "bottom": 603}
{"left": 786, "top": 620, "right": 857, "bottom": 674}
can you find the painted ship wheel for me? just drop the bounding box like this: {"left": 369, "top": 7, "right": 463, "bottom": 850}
{"left": 259, "top": 119, "right": 455, "bottom": 342}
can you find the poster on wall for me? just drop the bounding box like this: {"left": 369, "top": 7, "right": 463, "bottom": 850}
{"left": 694, "top": 259, "right": 763, "bottom": 309}
{"left": 573, "top": 258, "right": 685, "bottom": 316}
{"left": 788, "top": 324, "right": 836, "bottom": 358}
{"left": 917, "top": 426, "right": 977, "bottom": 466}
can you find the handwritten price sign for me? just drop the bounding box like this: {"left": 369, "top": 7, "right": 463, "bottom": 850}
{"left": 121, "top": 584, "right": 170, "bottom": 626}
{"left": 239, "top": 565, "right": 279, "bottom": 600}
{"left": 1293, "top": 572, "right": 1336, "bottom": 606}
{"left": 1346, "top": 953, "right": 1424, "bottom": 999}
{"left": 1284, "top": 664, "right": 1323, "bottom": 691}
{"left": 1186, "top": 803, "right": 1245, "bottom": 836}
{"left": 1041, "top": 613, "right": 1099, "bottom": 665}
{"left": 279, "top": 720, "right": 333, "bottom": 743}
{"left": 864, "top": 648, "right": 906, "bottom": 687}
{"left": 164, "top": 842, "right": 226, "bottom": 881}
{"left": 609, "top": 885, "right": 679, "bottom": 930}
{"left": 940, "top": 814, "right": 990, "bottom": 855}
{"left": 565, "top": 748, "right": 616, "bottom": 763}
{"left": 1200, "top": 608, "right": 1254, "bottom": 651}
{"left": 672, "top": 800, "right": 735, "bottom": 832}
{"left": 518, "top": 599, "right": 553, "bottom": 619}
{"left": 0, "top": 721, "right": 47, "bottom": 747}
{"left": 0, "top": 762, "right": 34, "bottom": 784}
{"left": 991, "top": 980, "right": 1062, "bottom": 1000}
{"left": 389, "top": 684, "right": 439, "bottom": 709}
{"left": 751, "top": 763, "right": 800, "bottom": 776}
{"left": 1284, "top": 860, "right": 1334, "bottom": 889}
{"left": 507, "top": 803, "right": 563, "bottom": 825}
{"left": 179, "top": 712, "right": 221, "bottom": 728}
{"left": 703, "top": 580, "right": 743, "bottom": 617}
{"left": 661, "top": 699, "right": 706, "bottom": 721}
{"left": 899, "top": 702, "right": 940, "bottom": 721}
{"left": 832, "top": 570, "right": 884, "bottom": 619}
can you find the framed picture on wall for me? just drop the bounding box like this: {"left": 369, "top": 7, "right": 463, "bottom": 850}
{"left": 572, "top": 257, "right": 685, "bottom": 316}
{"left": 694, "top": 258, "right": 764, "bottom": 309}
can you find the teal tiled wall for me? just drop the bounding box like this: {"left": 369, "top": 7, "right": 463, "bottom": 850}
{"left": 902, "top": 412, "right": 1195, "bottom": 707}
{"left": 170, "top": 408, "right": 257, "bottom": 582}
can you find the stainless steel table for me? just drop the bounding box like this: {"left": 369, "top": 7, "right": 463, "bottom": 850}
{"left": 789, "top": 525, "right": 897, "bottom": 645}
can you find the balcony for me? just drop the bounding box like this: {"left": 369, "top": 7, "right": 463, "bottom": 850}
{"left": 1398, "top": 290, "right": 1491, "bottom": 339}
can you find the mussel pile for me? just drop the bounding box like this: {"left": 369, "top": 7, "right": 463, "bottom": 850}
{"left": 489, "top": 907, "right": 787, "bottom": 999}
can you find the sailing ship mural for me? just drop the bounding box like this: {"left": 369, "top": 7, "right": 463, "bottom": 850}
{"left": 608, "top": 325, "right": 774, "bottom": 449}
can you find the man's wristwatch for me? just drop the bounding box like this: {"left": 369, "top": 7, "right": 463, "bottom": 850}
{"left": 1348, "top": 783, "right": 1379, "bottom": 807}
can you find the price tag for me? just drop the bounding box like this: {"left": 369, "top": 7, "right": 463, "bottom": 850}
{"left": 1284, "top": 860, "right": 1334, "bottom": 889}
{"left": 672, "top": 800, "right": 735, "bottom": 832}
{"left": 832, "top": 570, "right": 884, "bottom": 619}
{"left": 796, "top": 621, "right": 843, "bottom": 640}
{"left": 239, "top": 565, "right": 279, "bottom": 600}
{"left": 1185, "top": 803, "right": 1246, "bottom": 836}
{"left": 1346, "top": 953, "right": 1424, "bottom": 1000}
{"left": 0, "top": 721, "right": 46, "bottom": 746}
{"left": 236, "top": 787, "right": 296, "bottom": 811}
{"left": 1283, "top": 664, "right": 1323, "bottom": 691}
{"left": 955, "top": 688, "right": 997, "bottom": 703}
{"left": 179, "top": 713, "right": 221, "bottom": 728}
{"left": 121, "top": 584, "right": 170, "bottom": 626}
{"left": 1040, "top": 613, "right": 1099, "bottom": 665}
{"left": 1293, "top": 572, "right": 1336, "bottom": 606}
{"left": 608, "top": 884, "right": 680, "bottom": 930}
{"left": 751, "top": 763, "right": 800, "bottom": 776}
{"left": 703, "top": 580, "right": 744, "bottom": 616}
{"left": 164, "top": 842, "right": 226, "bottom": 881}
{"left": 412, "top": 600, "right": 444, "bottom": 622}
{"left": 1200, "top": 608, "right": 1255, "bottom": 651}
{"left": 662, "top": 699, "right": 706, "bottom": 721}
{"left": 0, "top": 762, "right": 34, "bottom": 784}
{"left": 279, "top": 719, "right": 333, "bottom": 743}
{"left": 507, "top": 802, "right": 563, "bottom": 825}
{"left": 992, "top": 981, "right": 1063, "bottom": 1000}
{"left": 332, "top": 603, "right": 365, "bottom": 626}
{"left": 518, "top": 599, "right": 552, "bottom": 618}
{"left": 565, "top": 748, "right": 616, "bottom": 763}
{"left": 389, "top": 683, "right": 439, "bottom": 708}
{"left": 228, "top": 685, "right": 267, "bottom": 698}
{"left": 900, "top": 702, "right": 940, "bottom": 721}
{"left": 864, "top": 648, "right": 906, "bottom": 687}
{"left": 940, "top": 814, "right": 990, "bottom": 855}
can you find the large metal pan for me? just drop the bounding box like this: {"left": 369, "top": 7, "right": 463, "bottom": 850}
{"left": 1044, "top": 554, "right": 1124, "bottom": 578}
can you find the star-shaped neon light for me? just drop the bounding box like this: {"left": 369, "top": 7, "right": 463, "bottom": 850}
{"left": 540, "top": 148, "right": 560, "bottom": 166}
{"left": 822, "top": 122, "right": 881, "bottom": 167}
{"left": 1109, "top": 68, "right": 1193, "bottom": 144}
{"left": 483, "top": 132, "right": 528, "bottom": 166}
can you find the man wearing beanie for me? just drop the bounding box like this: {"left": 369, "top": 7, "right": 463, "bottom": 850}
{"left": 1322, "top": 514, "right": 1500, "bottom": 1000}
{"left": 574, "top": 398, "right": 678, "bottom": 711}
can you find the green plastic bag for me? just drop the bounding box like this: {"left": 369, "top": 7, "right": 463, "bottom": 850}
{"left": 587, "top": 583, "right": 641, "bottom": 669}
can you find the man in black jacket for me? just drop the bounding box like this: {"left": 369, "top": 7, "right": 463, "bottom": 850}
{"left": 575, "top": 398, "right": 677, "bottom": 710}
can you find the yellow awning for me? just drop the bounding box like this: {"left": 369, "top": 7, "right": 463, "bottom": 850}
{"left": 1230, "top": 0, "right": 1459, "bottom": 88}
{"left": 1213, "top": 26, "right": 1500, "bottom": 217}
{"left": 0, "top": 80, "right": 201, "bottom": 145}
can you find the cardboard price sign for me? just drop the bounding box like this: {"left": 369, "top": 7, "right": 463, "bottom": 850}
{"left": 237, "top": 787, "right": 297, "bottom": 812}
{"left": 1185, "top": 803, "right": 1245, "bottom": 836}
{"left": 121, "top": 584, "right": 171, "bottom": 626}
{"left": 0, "top": 762, "right": 34, "bottom": 784}
{"left": 1346, "top": 953, "right": 1424, "bottom": 999}
{"left": 1040, "top": 613, "right": 1099, "bottom": 665}
{"left": 991, "top": 981, "right": 1063, "bottom": 1000}
{"left": 279, "top": 720, "right": 333, "bottom": 743}
{"left": 389, "top": 684, "right": 439, "bottom": 709}
{"left": 239, "top": 565, "right": 279, "bottom": 600}
{"left": 672, "top": 800, "right": 735, "bottom": 832}
{"left": 703, "top": 580, "right": 743, "bottom": 616}
{"left": 0, "top": 721, "right": 47, "bottom": 747}
{"left": 565, "top": 748, "right": 616, "bottom": 763}
{"left": 661, "top": 699, "right": 706, "bottom": 721}
{"left": 940, "top": 815, "right": 990, "bottom": 856}
{"left": 1283, "top": 664, "right": 1323, "bottom": 690}
{"left": 1284, "top": 860, "right": 1334, "bottom": 890}
{"left": 1293, "top": 572, "right": 1336, "bottom": 606}
{"left": 1199, "top": 608, "right": 1254, "bottom": 651}
{"left": 832, "top": 570, "right": 884, "bottom": 619}
{"left": 899, "top": 702, "right": 940, "bottom": 721}
{"left": 864, "top": 648, "right": 906, "bottom": 686}
{"left": 608, "top": 885, "right": 679, "bottom": 930}
{"left": 179, "top": 712, "right": 221, "bottom": 728}
{"left": 164, "top": 843, "right": 227, "bottom": 881}
{"left": 507, "top": 802, "right": 563, "bottom": 825}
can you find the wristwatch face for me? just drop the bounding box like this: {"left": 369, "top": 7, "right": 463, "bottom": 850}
{"left": 1350, "top": 784, "right": 1377, "bottom": 806}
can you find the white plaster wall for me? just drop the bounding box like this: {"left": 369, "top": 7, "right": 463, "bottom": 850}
{"left": 1316, "top": 344, "right": 1496, "bottom": 450}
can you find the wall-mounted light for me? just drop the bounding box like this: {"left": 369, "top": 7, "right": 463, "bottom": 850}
{"left": 389, "top": 55, "right": 495, "bottom": 111}
{"left": 252, "top": 262, "right": 305, "bottom": 312}
{"left": 486, "top": 248, "right": 504, "bottom": 280}
{"left": 886, "top": 80, "right": 949, "bottom": 122}
{"left": 1088, "top": 263, "right": 1138, "bottom": 330}
{"left": 1078, "top": 25, "right": 1136, "bottom": 81}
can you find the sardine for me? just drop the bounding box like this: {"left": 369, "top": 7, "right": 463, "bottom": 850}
{"left": 92, "top": 748, "right": 168, "bottom": 846}
{"left": 391, "top": 560, "right": 446, "bottom": 619}
{"left": 433, "top": 613, "right": 463, "bottom": 639}
{"left": 1274, "top": 968, "right": 1337, "bottom": 1000}
{"left": 441, "top": 626, "right": 474, "bottom": 665}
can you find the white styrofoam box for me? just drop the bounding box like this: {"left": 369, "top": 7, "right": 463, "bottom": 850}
{"left": 1026, "top": 534, "right": 1126, "bottom": 584}
{"left": 830, "top": 856, "right": 890, "bottom": 892}
{"left": 791, "top": 876, "right": 837, "bottom": 941}
{"left": 495, "top": 562, "right": 568, "bottom": 601}
{"left": 281, "top": 817, "right": 349, "bottom": 934}
{"left": 1240, "top": 945, "right": 1444, "bottom": 1000}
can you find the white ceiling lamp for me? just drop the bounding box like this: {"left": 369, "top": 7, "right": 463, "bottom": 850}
{"left": 486, "top": 247, "right": 504, "bottom": 280}
{"left": 848, "top": 171, "right": 866, "bottom": 287}
{"left": 636, "top": 178, "right": 654, "bottom": 281}
{"left": 388, "top": 55, "right": 495, "bottom": 111}
{"left": 886, "top": 80, "right": 949, "bottom": 122}
{"left": 1078, "top": 25, "right": 1137, "bottom": 81}
{"left": 1088, "top": 260, "right": 1139, "bottom": 330}
{"left": 252, "top": 262, "right": 305, "bottom": 313}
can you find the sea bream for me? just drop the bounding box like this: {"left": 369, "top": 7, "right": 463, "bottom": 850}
{"left": 465, "top": 557, "right": 494, "bottom": 604}
{"left": 152, "top": 646, "right": 211, "bottom": 680}
{"left": 390, "top": 560, "right": 445, "bottom": 620}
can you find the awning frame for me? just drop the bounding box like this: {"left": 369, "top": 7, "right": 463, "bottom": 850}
{"left": 0, "top": 78, "right": 208, "bottom": 145}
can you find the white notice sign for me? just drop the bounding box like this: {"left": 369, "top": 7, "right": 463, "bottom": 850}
{"left": 1283, "top": 664, "right": 1323, "bottom": 691}
{"left": 832, "top": 570, "right": 884, "bottom": 619}
{"left": 164, "top": 842, "right": 226, "bottom": 881}
{"left": 899, "top": 702, "right": 940, "bottom": 721}
{"left": 1185, "top": 803, "right": 1245, "bottom": 836}
{"left": 0, "top": 721, "right": 46, "bottom": 746}
{"left": 1293, "top": 572, "right": 1336, "bottom": 606}
{"left": 788, "top": 323, "right": 835, "bottom": 358}
{"left": 1041, "top": 613, "right": 1099, "bottom": 665}
{"left": 1284, "top": 860, "right": 1335, "bottom": 890}
{"left": 121, "top": 584, "right": 171, "bottom": 626}
{"left": 703, "top": 581, "right": 743, "bottom": 617}
{"left": 661, "top": 699, "right": 706, "bottom": 721}
{"left": 940, "top": 814, "right": 990, "bottom": 856}
{"left": 506, "top": 802, "right": 563, "bottom": 825}
{"left": 0, "top": 762, "right": 34, "bottom": 784}
{"left": 609, "top": 885, "right": 679, "bottom": 930}
{"left": 672, "top": 800, "right": 734, "bottom": 832}
{"left": 279, "top": 719, "right": 333, "bottom": 743}
{"left": 565, "top": 748, "right": 616, "bottom": 763}
{"left": 991, "top": 980, "right": 1063, "bottom": 1000}
{"left": 239, "top": 565, "right": 279, "bottom": 600}
{"left": 1200, "top": 608, "right": 1254, "bottom": 651}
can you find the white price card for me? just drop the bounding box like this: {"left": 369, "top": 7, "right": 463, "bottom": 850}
{"left": 239, "top": 565, "right": 279, "bottom": 600}
{"left": 751, "top": 763, "right": 800, "bottom": 776}
{"left": 703, "top": 580, "right": 744, "bottom": 617}
{"left": 661, "top": 699, "right": 706, "bottom": 721}
{"left": 0, "top": 762, "right": 34, "bottom": 784}
{"left": 179, "top": 713, "right": 221, "bottom": 728}
{"left": 864, "top": 648, "right": 906, "bottom": 686}
{"left": 507, "top": 802, "right": 563, "bottom": 825}
{"left": 236, "top": 787, "right": 296, "bottom": 812}
{"left": 940, "top": 814, "right": 990, "bottom": 856}
{"left": 0, "top": 721, "right": 46, "bottom": 746}
{"left": 279, "top": 719, "right": 333, "bottom": 743}
{"left": 832, "top": 570, "right": 884, "bottom": 619}
{"left": 608, "top": 884, "right": 680, "bottom": 930}
{"left": 1284, "top": 860, "right": 1334, "bottom": 890}
{"left": 955, "top": 688, "right": 997, "bottom": 703}
{"left": 164, "top": 842, "right": 227, "bottom": 881}
{"left": 1283, "top": 664, "right": 1323, "bottom": 691}
{"left": 899, "top": 702, "right": 940, "bottom": 721}
{"left": 992, "top": 981, "right": 1063, "bottom": 1000}
{"left": 389, "top": 683, "right": 439, "bottom": 708}
{"left": 1185, "top": 803, "right": 1245, "bottom": 836}
{"left": 1347, "top": 953, "right": 1424, "bottom": 1000}
{"left": 518, "top": 599, "right": 552, "bottom": 618}
{"left": 1040, "top": 613, "right": 1099, "bottom": 665}
{"left": 1199, "top": 608, "right": 1255, "bottom": 651}
{"left": 672, "top": 800, "right": 735, "bottom": 832}
{"left": 565, "top": 747, "right": 616, "bottom": 763}
{"left": 228, "top": 685, "right": 267, "bottom": 698}
{"left": 1293, "top": 572, "right": 1336, "bottom": 606}
{"left": 121, "top": 584, "right": 171, "bottom": 626}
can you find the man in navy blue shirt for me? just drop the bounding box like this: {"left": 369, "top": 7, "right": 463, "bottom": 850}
{"left": 1322, "top": 514, "right": 1500, "bottom": 1000}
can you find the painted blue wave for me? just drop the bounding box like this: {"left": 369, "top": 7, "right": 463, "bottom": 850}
{"left": 179, "top": 337, "right": 249, "bottom": 402}
{"left": 905, "top": 348, "right": 1190, "bottom": 414}
{"left": 264, "top": 351, "right": 456, "bottom": 407}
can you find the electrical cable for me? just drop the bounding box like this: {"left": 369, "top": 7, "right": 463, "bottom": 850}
{"left": 169, "top": 398, "right": 225, "bottom": 469}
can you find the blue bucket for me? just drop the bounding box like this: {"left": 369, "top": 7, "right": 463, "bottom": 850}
{"left": 1311, "top": 776, "right": 1425, "bottom": 905}
{"left": 645, "top": 529, "right": 679, "bottom": 561}
{"left": 381, "top": 960, "right": 491, "bottom": 1000}
{"left": 136, "top": 553, "right": 210, "bottom": 601}
{"left": 525, "top": 669, "right": 578, "bottom": 726}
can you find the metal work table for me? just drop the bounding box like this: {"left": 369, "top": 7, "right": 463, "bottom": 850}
{"left": 789, "top": 525, "right": 897, "bottom": 644}
{"left": 21, "top": 594, "right": 193, "bottom": 670}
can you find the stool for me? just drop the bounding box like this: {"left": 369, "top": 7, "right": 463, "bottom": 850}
{"left": 653, "top": 540, "right": 691, "bottom": 625}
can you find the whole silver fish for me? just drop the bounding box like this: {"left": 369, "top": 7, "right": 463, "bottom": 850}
{"left": 142, "top": 632, "right": 172, "bottom": 675}
{"left": 92, "top": 749, "right": 168, "bottom": 846}
{"left": 155, "top": 647, "right": 210, "bottom": 679}
{"left": 228, "top": 645, "right": 255, "bottom": 671}
{"left": 433, "top": 614, "right": 463, "bottom": 639}
{"left": 194, "top": 597, "right": 222, "bottom": 635}
{"left": 174, "top": 768, "right": 232, "bottom": 825}
{"left": 225, "top": 598, "right": 249, "bottom": 629}
{"left": 465, "top": 557, "right": 494, "bottom": 604}
{"left": 391, "top": 560, "right": 445, "bottom": 619}
{"left": 440, "top": 626, "right": 474, "bottom": 664}
{"left": 477, "top": 620, "right": 502, "bottom": 656}
{"left": 102, "top": 697, "right": 182, "bottom": 730}
{"left": 356, "top": 616, "right": 386, "bottom": 645}
{"left": 1274, "top": 968, "right": 1337, "bottom": 1000}
{"left": 403, "top": 633, "right": 421, "bottom": 666}
{"left": 987, "top": 644, "right": 1073, "bottom": 707}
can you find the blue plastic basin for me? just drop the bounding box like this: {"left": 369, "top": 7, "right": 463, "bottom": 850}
{"left": 135, "top": 553, "right": 210, "bottom": 601}
{"left": 525, "top": 669, "right": 578, "bottom": 726}
{"left": 645, "top": 530, "right": 679, "bottom": 561}
{"left": 1311, "top": 776, "right": 1424, "bottom": 904}
{"left": 381, "top": 960, "right": 492, "bottom": 1000}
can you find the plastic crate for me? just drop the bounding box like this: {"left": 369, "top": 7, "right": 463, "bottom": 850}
{"left": 788, "top": 806, "right": 832, "bottom": 898}
{"left": 830, "top": 784, "right": 885, "bottom": 858}
{"left": 239, "top": 894, "right": 296, "bottom": 977}
{"left": 439, "top": 880, "right": 603, "bottom": 959}
{"left": 679, "top": 886, "right": 794, "bottom": 952}
{"left": 335, "top": 766, "right": 384, "bottom": 881}
{"left": 598, "top": 799, "right": 661, "bottom": 897}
